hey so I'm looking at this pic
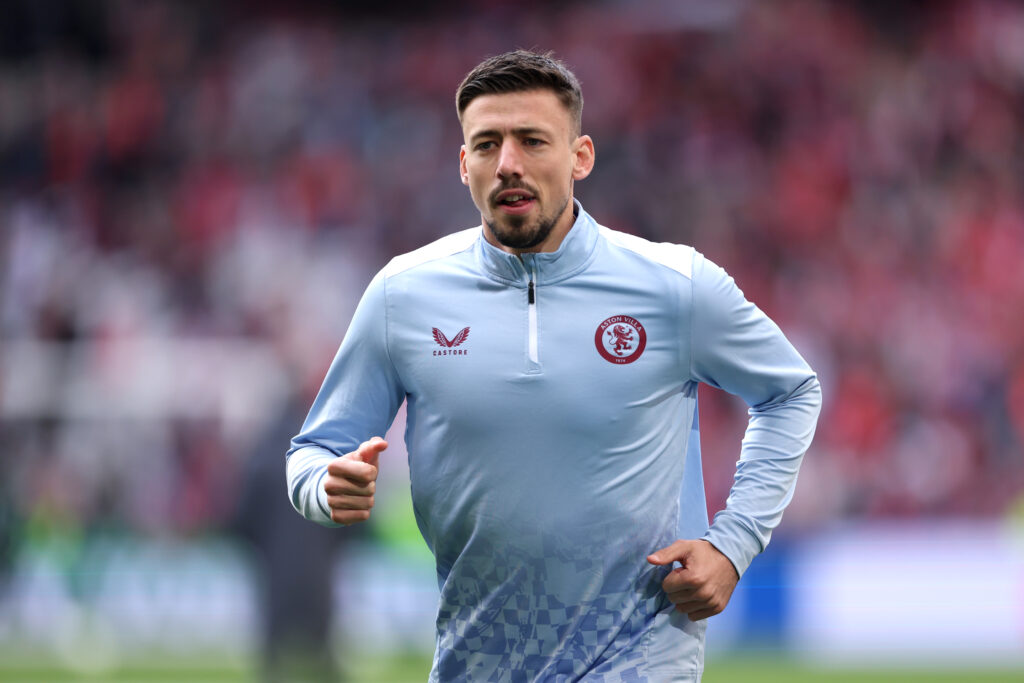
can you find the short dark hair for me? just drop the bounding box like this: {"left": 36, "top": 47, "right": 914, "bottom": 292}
{"left": 456, "top": 50, "right": 584, "bottom": 136}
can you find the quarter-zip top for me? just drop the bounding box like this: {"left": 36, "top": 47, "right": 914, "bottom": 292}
{"left": 288, "top": 199, "right": 822, "bottom": 682}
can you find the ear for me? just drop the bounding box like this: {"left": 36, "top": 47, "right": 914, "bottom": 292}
{"left": 571, "top": 135, "right": 595, "bottom": 181}
{"left": 459, "top": 145, "right": 469, "bottom": 186}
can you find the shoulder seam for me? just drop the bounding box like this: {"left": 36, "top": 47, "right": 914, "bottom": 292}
{"left": 598, "top": 226, "right": 694, "bottom": 280}
{"left": 382, "top": 227, "right": 479, "bottom": 278}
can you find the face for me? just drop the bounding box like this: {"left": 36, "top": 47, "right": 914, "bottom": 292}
{"left": 459, "top": 90, "right": 594, "bottom": 253}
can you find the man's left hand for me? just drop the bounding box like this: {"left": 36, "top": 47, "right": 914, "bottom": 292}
{"left": 646, "top": 539, "right": 740, "bottom": 621}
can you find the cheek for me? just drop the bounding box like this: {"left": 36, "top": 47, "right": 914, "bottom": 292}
{"left": 546, "top": 162, "right": 574, "bottom": 194}
{"left": 466, "top": 159, "right": 489, "bottom": 185}
{"left": 465, "top": 170, "right": 490, "bottom": 208}
{"left": 467, "top": 171, "right": 486, "bottom": 195}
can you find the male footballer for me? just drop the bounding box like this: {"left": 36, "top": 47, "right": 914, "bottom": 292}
{"left": 287, "top": 50, "right": 821, "bottom": 681}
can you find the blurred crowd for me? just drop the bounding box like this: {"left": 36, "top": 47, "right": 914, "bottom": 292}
{"left": 2, "top": 0, "right": 1024, "bottom": 567}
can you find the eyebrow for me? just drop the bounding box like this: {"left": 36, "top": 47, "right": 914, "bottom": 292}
{"left": 469, "top": 127, "right": 550, "bottom": 143}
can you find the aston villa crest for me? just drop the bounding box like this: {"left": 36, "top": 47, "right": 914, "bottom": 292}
{"left": 594, "top": 316, "right": 646, "bottom": 364}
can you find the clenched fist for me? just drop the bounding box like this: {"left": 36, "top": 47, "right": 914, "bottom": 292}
{"left": 647, "top": 539, "right": 739, "bottom": 621}
{"left": 323, "top": 437, "right": 388, "bottom": 525}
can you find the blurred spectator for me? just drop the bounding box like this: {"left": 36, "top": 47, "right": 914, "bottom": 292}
{"left": 233, "top": 388, "right": 344, "bottom": 683}
{"left": 2, "top": 0, "right": 1024, "bottom": 654}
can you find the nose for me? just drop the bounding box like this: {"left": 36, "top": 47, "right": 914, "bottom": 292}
{"left": 495, "top": 140, "right": 524, "bottom": 179}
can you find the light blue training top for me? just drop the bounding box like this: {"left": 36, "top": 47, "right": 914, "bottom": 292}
{"left": 287, "top": 203, "right": 821, "bottom": 682}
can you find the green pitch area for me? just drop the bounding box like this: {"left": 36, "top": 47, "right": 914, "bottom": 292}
{"left": 1, "top": 652, "right": 1022, "bottom": 682}
{"left": 704, "top": 657, "right": 1024, "bottom": 683}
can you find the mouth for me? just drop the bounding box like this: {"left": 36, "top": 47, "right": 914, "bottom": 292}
{"left": 494, "top": 189, "right": 537, "bottom": 214}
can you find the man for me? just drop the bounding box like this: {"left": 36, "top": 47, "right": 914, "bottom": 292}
{"left": 287, "top": 50, "right": 820, "bottom": 681}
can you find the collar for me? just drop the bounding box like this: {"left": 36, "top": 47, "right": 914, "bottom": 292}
{"left": 474, "top": 200, "right": 601, "bottom": 286}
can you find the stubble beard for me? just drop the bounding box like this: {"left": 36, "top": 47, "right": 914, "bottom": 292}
{"left": 486, "top": 195, "right": 570, "bottom": 251}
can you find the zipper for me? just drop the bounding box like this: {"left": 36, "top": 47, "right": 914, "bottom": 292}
{"left": 515, "top": 254, "right": 540, "bottom": 371}
{"left": 527, "top": 265, "right": 538, "bottom": 364}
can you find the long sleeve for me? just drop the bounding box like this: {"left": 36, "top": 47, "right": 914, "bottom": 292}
{"left": 688, "top": 252, "right": 821, "bottom": 576}
{"left": 286, "top": 271, "right": 405, "bottom": 527}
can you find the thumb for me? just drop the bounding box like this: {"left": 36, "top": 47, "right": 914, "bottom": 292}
{"left": 352, "top": 437, "right": 388, "bottom": 466}
{"left": 646, "top": 539, "right": 694, "bottom": 567}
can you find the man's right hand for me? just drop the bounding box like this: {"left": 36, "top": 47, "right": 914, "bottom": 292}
{"left": 324, "top": 437, "right": 388, "bottom": 525}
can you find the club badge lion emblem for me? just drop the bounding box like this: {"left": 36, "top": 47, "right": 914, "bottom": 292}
{"left": 594, "top": 315, "right": 646, "bottom": 364}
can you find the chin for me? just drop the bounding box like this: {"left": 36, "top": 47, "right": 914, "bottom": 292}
{"left": 497, "top": 226, "right": 552, "bottom": 251}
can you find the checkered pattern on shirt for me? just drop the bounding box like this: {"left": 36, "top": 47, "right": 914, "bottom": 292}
{"left": 430, "top": 531, "right": 671, "bottom": 682}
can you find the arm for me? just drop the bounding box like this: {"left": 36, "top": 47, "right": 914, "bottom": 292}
{"left": 649, "top": 251, "right": 821, "bottom": 617}
{"left": 286, "top": 271, "right": 405, "bottom": 527}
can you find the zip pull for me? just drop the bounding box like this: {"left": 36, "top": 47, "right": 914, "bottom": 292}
{"left": 528, "top": 279, "right": 535, "bottom": 304}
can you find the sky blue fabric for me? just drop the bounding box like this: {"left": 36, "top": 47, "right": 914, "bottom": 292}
{"left": 287, "top": 204, "right": 821, "bottom": 681}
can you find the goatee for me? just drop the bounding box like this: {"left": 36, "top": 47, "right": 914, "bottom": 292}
{"left": 486, "top": 196, "right": 569, "bottom": 251}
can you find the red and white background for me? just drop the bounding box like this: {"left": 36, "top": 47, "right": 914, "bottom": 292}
{"left": 2, "top": 0, "right": 1024, "bottom": 675}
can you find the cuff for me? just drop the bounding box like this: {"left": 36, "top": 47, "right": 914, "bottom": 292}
{"left": 315, "top": 469, "right": 338, "bottom": 523}
{"left": 703, "top": 515, "right": 762, "bottom": 578}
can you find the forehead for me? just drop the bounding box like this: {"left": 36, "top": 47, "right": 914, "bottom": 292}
{"left": 461, "top": 90, "right": 572, "bottom": 137}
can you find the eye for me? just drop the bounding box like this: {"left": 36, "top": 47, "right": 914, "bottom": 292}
{"left": 524, "top": 138, "right": 544, "bottom": 147}
{"left": 475, "top": 141, "right": 496, "bottom": 151}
